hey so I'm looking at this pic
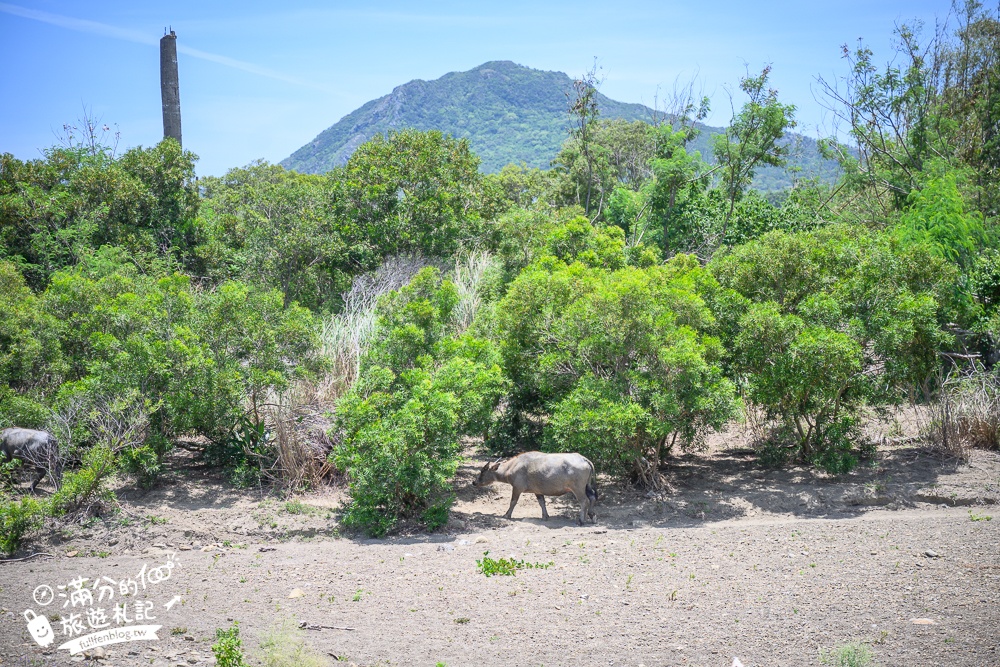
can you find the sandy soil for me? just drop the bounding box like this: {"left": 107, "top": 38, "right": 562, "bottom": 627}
{"left": 1, "top": 437, "right": 999, "bottom": 667}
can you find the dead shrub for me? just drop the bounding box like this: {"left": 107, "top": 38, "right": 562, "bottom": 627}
{"left": 922, "top": 366, "right": 1000, "bottom": 460}
{"left": 262, "top": 382, "right": 338, "bottom": 491}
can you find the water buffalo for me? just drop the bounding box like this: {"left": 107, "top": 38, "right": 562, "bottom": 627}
{"left": 472, "top": 451, "right": 597, "bottom": 525}
{"left": 0, "top": 428, "right": 61, "bottom": 492}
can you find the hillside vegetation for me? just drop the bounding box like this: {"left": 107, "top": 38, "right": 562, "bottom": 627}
{"left": 0, "top": 4, "right": 998, "bottom": 548}
{"left": 280, "top": 60, "right": 840, "bottom": 190}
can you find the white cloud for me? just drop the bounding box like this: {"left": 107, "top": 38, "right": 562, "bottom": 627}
{"left": 0, "top": 2, "right": 336, "bottom": 92}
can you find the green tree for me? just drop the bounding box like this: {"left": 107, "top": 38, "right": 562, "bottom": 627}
{"left": 713, "top": 66, "right": 797, "bottom": 236}
{"left": 564, "top": 63, "right": 604, "bottom": 218}
{"left": 0, "top": 138, "right": 199, "bottom": 288}
{"left": 894, "top": 164, "right": 986, "bottom": 270}
{"left": 193, "top": 281, "right": 323, "bottom": 439}
{"left": 331, "top": 129, "right": 483, "bottom": 260}
{"left": 197, "top": 162, "right": 352, "bottom": 311}
{"left": 818, "top": 3, "right": 1000, "bottom": 217}
{"left": 644, "top": 124, "right": 712, "bottom": 255}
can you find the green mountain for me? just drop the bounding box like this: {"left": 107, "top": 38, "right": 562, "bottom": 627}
{"left": 281, "top": 61, "right": 838, "bottom": 189}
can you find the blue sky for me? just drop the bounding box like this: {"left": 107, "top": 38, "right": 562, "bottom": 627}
{"left": 1, "top": 0, "right": 951, "bottom": 176}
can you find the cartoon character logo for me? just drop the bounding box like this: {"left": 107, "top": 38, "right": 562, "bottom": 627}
{"left": 24, "top": 609, "right": 55, "bottom": 647}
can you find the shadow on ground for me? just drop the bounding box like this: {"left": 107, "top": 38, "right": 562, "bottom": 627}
{"left": 452, "top": 443, "right": 1000, "bottom": 534}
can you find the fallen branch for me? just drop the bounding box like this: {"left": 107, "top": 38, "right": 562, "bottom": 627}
{"left": 299, "top": 621, "right": 356, "bottom": 631}
{"left": 0, "top": 552, "right": 55, "bottom": 563}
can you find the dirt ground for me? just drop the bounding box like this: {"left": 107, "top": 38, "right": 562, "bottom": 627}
{"left": 1, "top": 430, "right": 999, "bottom": 667}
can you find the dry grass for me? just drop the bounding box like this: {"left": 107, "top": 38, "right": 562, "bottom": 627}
{"left": 256, "top": 617, "right": 333, "bottom": 667}
{"left": 451, "top": 250, "right": 496, "bottom": 333}
{"left": 921, "top": 367, "right": 1000, "bottom": 460}
{"left": 261, "top": 382, "right": 338, "bottom": 491}
{"left": 320, "top": 254, "right": 430, "bottom": 401}
{"left": 261, "top": 255, "right": 432, "bottom": 490}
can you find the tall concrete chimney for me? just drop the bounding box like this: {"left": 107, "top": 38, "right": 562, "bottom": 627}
{"left": 160, "top": 29, "right": 182, "bottom": 146}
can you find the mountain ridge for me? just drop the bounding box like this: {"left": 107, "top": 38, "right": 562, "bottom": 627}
{"left": 281, "top": 60, "right": 837, "bottom": 189}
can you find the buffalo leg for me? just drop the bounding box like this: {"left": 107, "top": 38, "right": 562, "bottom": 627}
{"left": 535, "top": 494, "right": 549, "bottom": 520}
{"left": 29, "top": 466, "right": 46, "bottom": 493}
{"left": 503, "top": 489, "right": 522, "bottom": 519}
{"left": 571, "top": 489, "right": 587, "bottom": 526}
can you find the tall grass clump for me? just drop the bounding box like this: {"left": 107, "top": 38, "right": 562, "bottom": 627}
{"left": 237, "top": 255, "right": 431, "bottom": 491}
{"left": 451, "top": 250, "right": 497, "bottom": 333}
{"left": 260, "top": 382, "right": 337, "bottom": 491}
{"left": 320, "top": 254, "right": 430, "bottom": 400}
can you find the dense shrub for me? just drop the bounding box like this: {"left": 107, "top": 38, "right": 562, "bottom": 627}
{"left": 0, "top": 243, "right": 325, "bottom": 489}
{"left": 0, "top": 442, "right": 119, "bottom": 554}
{"left": 0, "top": 138, "right": 199, "bottom": 288}
{"left": 0, "top": 494, "right": 45, "bottom": 555}
{"left": 493, "top": 249, "right": 736, "bottom": 486}
{"left": 196, "top": 163, "right": 353, "bottom": 312}
{"left": 331, "top": 129, "right": 484, "bottom": 260}
{"left": 710, "top": 225, "right": 953, "bottom": 471}
{"left": 332, "top": 268, "right": 504, "bottom": 535}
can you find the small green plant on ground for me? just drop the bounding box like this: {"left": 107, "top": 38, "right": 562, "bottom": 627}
{"left": 969, "top": 509, "right": 992, "bottom": 522}
{"left": 258, "top": 617, "right": 332, "bottom": 667}
{"left": 283, "top": 499, "right": 311, "bottom": 515}
{"left": 171, "top": 627, "right": 187, "bottom": 635}
{"left": 212, "top": 622, "right": 249, "bottom": 667}
{"left": 476, "top": 551, "right": 553, "bottom": 577}
{"left": 820, "top": 642, "right": 876, "bottom": 667}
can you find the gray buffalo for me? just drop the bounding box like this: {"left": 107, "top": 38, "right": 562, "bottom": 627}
{"left": 472, "top": 451, "right": 597, "bottom": 525}
{"left": 0, "top": 428, "right": 61, "bottom": 492}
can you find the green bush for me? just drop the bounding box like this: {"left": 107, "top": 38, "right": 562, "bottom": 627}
{"left": 212, "top": 622, "right": 249, "bottom": 667}
{"left": 492, "top": 252, "right": 736, "bottom": 485}
{"left": 0, "top": 494, "right": 46, "bottom": 555}
{"left": 29, "top": 250, "right": 322, "bottom": 486}
{"left": 547, "top": 376, "right": 652, "bottom": 479}
{"left": 711, "top": 225, "right": 952, "bottom": 471}
{"left": 203, "top": 414, "right": 277, "bottom": 489}
{"left": 334, "top": 373, "right": 462, "bottom": 536}
{"left": 50, "top": 444, "right": 116, "bottom": 515}
{"left": 0, "top": 138, "right": 199, "bottom": 289}
{"left": 0, "top": 391, "right": 49, "bottom": 431}
{"left": 333, "top": 268, "right": 504, "bottom": 536}
{"left": 118, "top": 440, "right": 165, "bottom": 490}
{"left": 820, "top": 642, "right": 876, "bottom": 667}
